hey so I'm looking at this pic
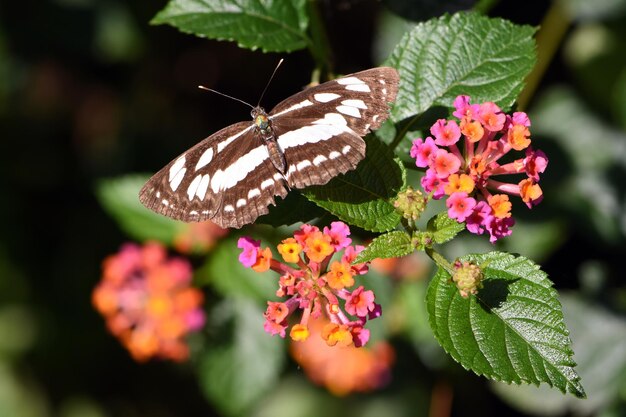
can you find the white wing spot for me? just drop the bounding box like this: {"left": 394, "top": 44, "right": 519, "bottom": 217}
{"left": 189, "top": 210, "right": 198, "bottom": 215}
{"left": 187, "top": 175, "right": 202, "bottom": 200}
{"left": 278, "top": 113, "right": 348, "bottom": 150}
{"left": 341, "top": 99, "right": 367, "bottom": 109}
{"left": 211, "top": 145, "right": 269, "bottom": 192}
{"left": 224, "top": 205, "right": 235, "bottom": 213}
{"left": 236, "top": 198, "right": 247, "bottom": 208}
{"left": 337, "top": 76, "right": 371, "bottom": 93}
{"left": 156, "top": 191, "right": 161, "bottom": 198}
{"left": 217, "top": 126, "right": 253, "bottom": 153}
{"left": 162, "top": 199, "right": 169, "bottom": 206}
{"left": 382, "top": 87, "right": 387, "bottom": 95}
{"left": 313, "top": 155, "right": 328, "bottom": 166}
{"left": 314, "top": 93, "right": 340, "bottom": 103}
{"left": 336, "top": 105, "right": 361, "bottom": 118}
{"left": 196, "top": 174, "right": 210, "bottom": 200}
{"left": 273, "top": 172, "right": 284, "bottom": 181}
{"left": 248, "top": 188, "right": 261, "bottom": 199}
{"left": 342, "top": 145, "right": 351, "bottom": 155}
{"left": 337, "top": 76, "right": 363, "bottom": 85}
{"left": 169, "top": 156, "right": 186, "bottom": 182}
{"left": 195, "top": 148, "right": 214, "bottom": 171}
{"left": 316, "top": 112, "right": 347, "bottom": 126}
{"left": 202, "top": 210, "right": 210, "bottom": 215}
{"left": 346, "top": 84, "right": 371, "bottom": 92}
{"left": 261, "top": 178, "right": 274, "bottom": 190}
{"left": 372, "top": 114, "right": 379, "bottom": 122}
{"left": 296, "top": 160, "right": 312, "bottom": 170}
{"left": 170, "top": 167, "right": 186, "bottom": 191}
{"left": 270, "top": 100, "right": 314, "bottom": 118}
{"left": 329, "top": 151, "right": 341, "bottom": 160}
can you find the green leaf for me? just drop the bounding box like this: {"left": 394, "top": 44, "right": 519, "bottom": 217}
{"left": 303, "top": 136, "right": 406, "bottom": 232}
{"left": 492, "top": 293, "right": 626, "bottom": 416}
{"left": 427, "top": 212, "right": 465, "bottom": 244}
{"left": 354, "top": 231, "right": 413, "bottom": 264}
{"left": 96, "top": 175, "right": 184, "bottom": 244}
{"left": 387, "top": 12, "right": 537, "bottom": 121}
{"left": 197, "top": 235, "right": 276, "bottom": 301}
{"left": 426, "top": 251, "right": 585, "bottom": 397}
{"left": 151, "top": 0, "right": 310, "bottom": 52}
{"left": 199, "top": 298, "right": 285, "bottom": 416}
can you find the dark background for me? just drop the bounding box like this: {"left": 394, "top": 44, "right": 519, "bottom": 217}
{"left": 1, "top": 1, "right": 624, "bottom": 416}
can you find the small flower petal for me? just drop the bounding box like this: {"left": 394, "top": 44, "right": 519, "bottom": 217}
{"left": 431, "top": 119, "right": 461, "bottom": 146}
{"left": 237, "top": 237, "right": 261, "bottom": 268}
{"left": 446, "top": 192, "right": 477, "bottom": 222}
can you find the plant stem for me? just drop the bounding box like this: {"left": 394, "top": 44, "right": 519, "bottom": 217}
{"left": 426, "top": 247, "right": 455, "bottom": 275}
{"left": 306, "top": 0, "right": 333, "bottom": 78}
{"left": 516, "top": 1, "right": 571, "bottom": 110}
{"left": 388, "top": 114, "right": 418, "bottom": 151}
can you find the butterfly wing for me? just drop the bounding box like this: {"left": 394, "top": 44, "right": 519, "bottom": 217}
{"left": 269, "top": 67, "right": 399, "bottom": 188}
{"left": 139, "top": 121, "right": 288, "bottom": 228}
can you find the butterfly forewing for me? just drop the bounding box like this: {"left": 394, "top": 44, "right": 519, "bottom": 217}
{"left": 139, "top": 66, "right": 399, "bottom": 228}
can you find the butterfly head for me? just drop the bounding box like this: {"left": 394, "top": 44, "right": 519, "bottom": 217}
{"left": 252, "top": 107, "right": 271, "bottom": 134}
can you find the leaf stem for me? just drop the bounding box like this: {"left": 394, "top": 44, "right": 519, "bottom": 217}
{"left": 389, "top": 114, "right": 419, "bottom": 151}
{"left": 426, "top": 247, "right": 455, "bottom": 276}
{"left": 306, "top": 0, "right": 333, "bottom": 77}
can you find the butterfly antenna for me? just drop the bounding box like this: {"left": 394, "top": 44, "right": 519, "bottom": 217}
{"left": 197, "top": 85, "right": 254, "bottom": 109}
{"left": 256, "top": 58, "right": 284, "bottom": 106}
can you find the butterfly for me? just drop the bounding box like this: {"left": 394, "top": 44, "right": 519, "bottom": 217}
{"left": 139, "top": 66, "right": 399, "bottom": 228}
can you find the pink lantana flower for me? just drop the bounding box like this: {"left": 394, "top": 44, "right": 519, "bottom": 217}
{"left": 323, "top": 221, "right": 352, "bottom": 250}
{"left": 410, "top": 137, "right": 438, "bottom": 168}
{"left": 446, "top": 192, "right": 476, "bottom": 222}
{"left": 432, "top": 149, "right": 462, "bottom": 179}
{"left": 431, "top": 119, "right": 461, "bottom": 146}
{"left": 410, "top": 95, "right": 548, "bottom": 242}
{"left": 237, "top": 237, "right": 260, "bottom": 267}
{"left": 345, "top": 286, "right": 376, "bottom": 318}
{"left": 421, "top": 169, "right": 447, "bottom": 199}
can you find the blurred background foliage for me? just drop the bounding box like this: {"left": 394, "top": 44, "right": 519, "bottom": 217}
{"left": 1, "top": 0, "right": 626, "bottom": 416}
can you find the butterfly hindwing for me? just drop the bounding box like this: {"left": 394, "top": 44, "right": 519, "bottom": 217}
{"left": 273, "top": 116, "right": 365, "bottom": 189}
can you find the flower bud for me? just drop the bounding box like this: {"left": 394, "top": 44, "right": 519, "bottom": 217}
{"left": 452, "top": 260, "right": 484, "bottom": 298}
{"left": 394, "top": 187, "right": 427, "bottom": 221}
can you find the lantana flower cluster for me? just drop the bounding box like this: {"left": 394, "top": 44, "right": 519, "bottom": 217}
{"left": 238, "top": 222, "right": 380, "bottom": 348}
{"left": 92, "top": 242, "right": 205, "bottom": 362}
{"left": 410, "top": 95, "right": 548, "bottom": 242}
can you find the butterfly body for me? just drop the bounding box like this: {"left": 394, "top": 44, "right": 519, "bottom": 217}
{"left": 252, "top": 107, "right": 287, "bottom": 173}
{"left": 139, "top": 67, "right": 399, "bottom": 228}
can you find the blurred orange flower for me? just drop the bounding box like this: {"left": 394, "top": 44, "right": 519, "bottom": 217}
{"left": 92, "top": 242, "right": 205, "bottom": 362}
{"left": 290, "top": 318, "right": 394, "bottom": 396}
